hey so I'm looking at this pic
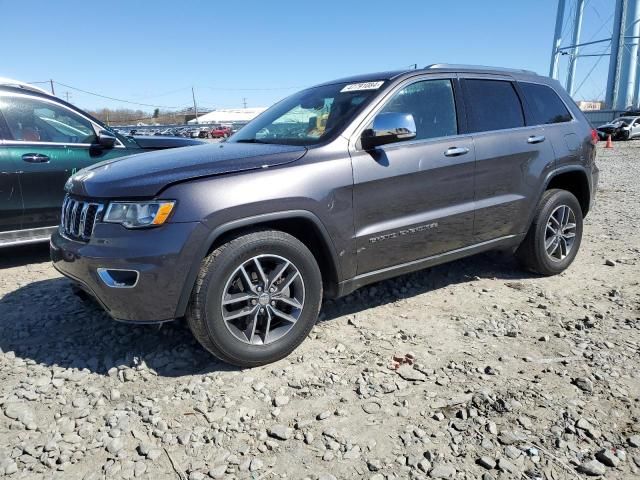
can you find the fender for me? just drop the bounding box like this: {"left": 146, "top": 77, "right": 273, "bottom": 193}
{"left": 523, "top": 164, "right": 593, "bottom": 236}
{"left": 174, "top": 209, "right": 342, "bottom": 318}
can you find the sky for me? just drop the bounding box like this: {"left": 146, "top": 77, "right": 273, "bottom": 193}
{"left": 0, "top": 0, "right": 616, "bottom": 112}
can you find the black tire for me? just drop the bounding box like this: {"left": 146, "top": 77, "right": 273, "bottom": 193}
{"left": 516, "top": 189, "right": 583, "bottom": 276}
{"left": 186, "top": 230, "right": 322, "bottom": 367}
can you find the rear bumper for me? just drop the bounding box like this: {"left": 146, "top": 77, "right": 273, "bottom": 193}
{"left": 50, "top": 221, "right": 208, "bottom": 323}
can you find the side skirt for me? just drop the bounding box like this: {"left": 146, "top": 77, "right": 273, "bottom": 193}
{"left": 336, "top": 234, "right": 524, "bottom": 297}
{"left": 0, "top": 226, "right": 58, "bottom": 248}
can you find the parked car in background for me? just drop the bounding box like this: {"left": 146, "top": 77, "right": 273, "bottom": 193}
{"left": 52, "top": 64, "right": 598, "bottom": 367}
{"left": 596, "top": 116, "right": 640, "bottom": 140}
{"left": 0, "top": 78, "right": 204, "bottom": 247}
{"left": 210, "top": 125, "right": 232, "bottom": 138}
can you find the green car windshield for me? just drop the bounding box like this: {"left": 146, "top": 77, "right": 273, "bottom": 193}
{"left": 230, "top": 81, "right": 386, "bottom": 146}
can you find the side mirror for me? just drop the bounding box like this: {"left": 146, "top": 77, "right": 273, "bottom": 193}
{"left": 97, "top": 130, "right": 117, "bottom": 149}
{"left": 361, "top": 112, "right": 416, "bottom": 150}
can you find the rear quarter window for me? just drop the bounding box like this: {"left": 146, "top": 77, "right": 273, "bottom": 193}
{"left": 463, "top": 79, "right": 525, "bottom": 133}
{"left": 519, "top": 82, "right": 573, "bottom": 125}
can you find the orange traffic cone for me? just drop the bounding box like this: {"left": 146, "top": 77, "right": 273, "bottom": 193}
{"left": 605, "top": 134, "right": 613, "bottom": 148}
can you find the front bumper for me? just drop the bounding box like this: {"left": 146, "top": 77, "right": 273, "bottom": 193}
{"left": 50, "top": 221, "right": 208, "bottom": 323}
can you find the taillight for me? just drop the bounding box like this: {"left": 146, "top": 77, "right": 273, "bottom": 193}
{"left": 591, "top": 129, "right": 599, "bottom": 145}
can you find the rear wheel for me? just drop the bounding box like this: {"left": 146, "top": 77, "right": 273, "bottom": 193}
{"left": 516, "top": 189, "right": 583, "bottom": 275}
{"left": 186, "top": 230, "right": 322, "bottom": 367}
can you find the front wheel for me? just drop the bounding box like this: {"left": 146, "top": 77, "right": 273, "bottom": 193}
{"left": 516, "top": 189, "right": 583, "bottom": 276}
{"left": 186, "top": 230, "right": 322, "bottom": 367}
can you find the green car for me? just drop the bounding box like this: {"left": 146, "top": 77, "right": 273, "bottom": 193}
{"left": 0, "top": 79, "right": 203, "bottom": 247}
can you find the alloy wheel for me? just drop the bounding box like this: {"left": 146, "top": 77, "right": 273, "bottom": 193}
{"left": 544, "top": 205, "right": 577, "bottom": 261}
{"left": 220, "top": 254, "right": 305, "bottom": 345}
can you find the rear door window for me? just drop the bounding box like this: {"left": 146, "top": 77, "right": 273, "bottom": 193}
{"left": 463, "top": 79, "right": 525, "bottom": 133}
{"left": 519, "top": 82, "right": 572, "bottom": 125}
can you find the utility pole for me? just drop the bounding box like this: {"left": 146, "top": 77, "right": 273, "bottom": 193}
{"left": 549, "top": 0, "right": 566, "bottom": 79}
{"left": 63, "top": 91, "right": 71, "bottom": 103}
{"left": 49, "top": 79, "right": 55, "bottom": 95}
{"left": 242, "top": 97, "right": 247, "bottom": 108}
{"left": 192, "top": 86, "right": 199, "bottom": 124}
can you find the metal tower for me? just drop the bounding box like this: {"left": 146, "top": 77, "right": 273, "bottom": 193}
{"left": 550, "top": 0, "right": 640, "bottom": 110}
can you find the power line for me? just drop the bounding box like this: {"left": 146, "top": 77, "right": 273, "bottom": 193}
{"left": 52, "top": 80, "right": 180, "bottom": 109}
{"left": 196, "top": 85, "right": 304, "bottom": 91}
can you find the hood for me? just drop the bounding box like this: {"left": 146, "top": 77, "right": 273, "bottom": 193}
{"left": 598, "top": 121, "right": 627, "bottom": 130}
{"left": 132, "top": 135, "right": 205, "bottom": 149}
{"left": 66, "top": 142, "right": 307, "bottom": 198}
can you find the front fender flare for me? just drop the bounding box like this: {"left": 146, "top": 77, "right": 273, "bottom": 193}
{"left": 174, "top": 210, "right": 341, "bottom": 318}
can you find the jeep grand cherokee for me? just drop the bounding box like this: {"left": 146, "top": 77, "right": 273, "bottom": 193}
{"left": 51, "top": 64, "right": 599, "bottom": 367}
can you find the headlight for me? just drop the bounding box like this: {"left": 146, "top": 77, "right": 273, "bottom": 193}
{"left": 103, "top": 201, "right": 175, "bottom": 228}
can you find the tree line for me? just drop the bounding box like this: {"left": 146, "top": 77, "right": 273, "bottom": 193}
{"left": 86, "top": 107, "right": 192, "bottom": 125}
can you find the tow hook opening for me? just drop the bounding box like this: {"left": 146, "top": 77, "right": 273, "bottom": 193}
{"left": 97, "top": 268, "right": 139, "bottom": 288}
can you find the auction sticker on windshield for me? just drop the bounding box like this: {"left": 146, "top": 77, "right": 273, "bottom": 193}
{"left": 340, "top": 81, "right": 385, "bottom": 92}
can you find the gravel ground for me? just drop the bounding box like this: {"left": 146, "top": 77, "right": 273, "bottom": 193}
{"left": 0, "top": 142, "right": 638, "bottom": 480}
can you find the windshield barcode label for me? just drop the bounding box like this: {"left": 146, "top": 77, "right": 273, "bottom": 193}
{"left": 340, "top": 81, "right": 384, "bottom": 92}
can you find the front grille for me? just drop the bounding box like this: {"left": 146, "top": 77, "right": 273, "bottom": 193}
{"left": 60, "top": 196, "right": 104, "bottom": 241}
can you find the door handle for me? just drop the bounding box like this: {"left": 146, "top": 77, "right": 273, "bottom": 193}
{"left": 22, "top": 153, "right": 50, "bottom": 163}
{"left": 444, "top": 147, "right": 470, "bottom": 157}
{"left": 527, "top": 135, "right": 546, "bottom": 144}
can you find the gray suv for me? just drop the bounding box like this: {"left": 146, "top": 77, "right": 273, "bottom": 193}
{"left": 51, "top": 64, "right": 599, "bottom": 367}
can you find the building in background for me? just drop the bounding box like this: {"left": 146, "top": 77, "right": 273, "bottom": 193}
{"left": 188, "top": 107, "right": 266, "bottom": 125}
{"left": 576, "top": 101, "right": 604, "bottom": 111}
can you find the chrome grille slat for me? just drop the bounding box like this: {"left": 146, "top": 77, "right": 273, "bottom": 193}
{"left": 78, "top": 203, "right": 90, "bottom": 236}
{"left": 92, "top": 204, "right": 104, "bottom": 237}
{"left": 60, "top": 195, "right": 103, "bottom": 242}
{"left": 66, "top": 198, "right": 74, "bottom": 232}
{"left": 60, "top": 197, "right": 68, "bottom": 229}
{"left": 71, "top": 202, "right": 81, "bottom": 236}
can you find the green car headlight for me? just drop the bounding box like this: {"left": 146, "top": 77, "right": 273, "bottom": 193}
{"left": 103, "top": 201, "right": 175, "bottom": 228}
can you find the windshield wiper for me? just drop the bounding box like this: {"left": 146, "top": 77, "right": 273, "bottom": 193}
{"left": 234, "top": 138, "right": 273, "bottom": 144}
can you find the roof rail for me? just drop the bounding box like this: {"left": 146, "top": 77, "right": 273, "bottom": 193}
{"left": 0, "top": 78, "right": 51, "bottom": 95}
{"left": 425, "top": 64, "right": 538, "bottom": 75}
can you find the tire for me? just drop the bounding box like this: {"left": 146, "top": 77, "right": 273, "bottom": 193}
{"left": 516, "top": 189, "right": 583, "bottom": 276}
{"left": 186, "top": 230, "right": 322, "bottom": 367}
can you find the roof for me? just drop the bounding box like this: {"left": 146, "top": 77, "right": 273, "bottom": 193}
{"left": 425, "top": 64, "right": 538, "bottom": 75}
{"left": 312, "top": 64, "right": 540, "bottom": 89}
{"left": 313, "top": 70, "right": 410, "bottom": 88}
{"left": 0, "top": 77, "right": 51, "bottom": 95}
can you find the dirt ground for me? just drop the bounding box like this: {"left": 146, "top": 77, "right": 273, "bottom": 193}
{"left": 0, "top": 141, "right": 638, "bottom": 480}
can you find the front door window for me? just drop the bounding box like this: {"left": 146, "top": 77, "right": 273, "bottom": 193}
{"left": 1, "top": 95, "right": 97, "bottom": 144}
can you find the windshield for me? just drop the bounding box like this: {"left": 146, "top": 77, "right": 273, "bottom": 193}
{"left": 229, "top": 81, "right": 385, "bottom": 146}
{"left": 613, "top": 117, "right": 633, "bottom": 125}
